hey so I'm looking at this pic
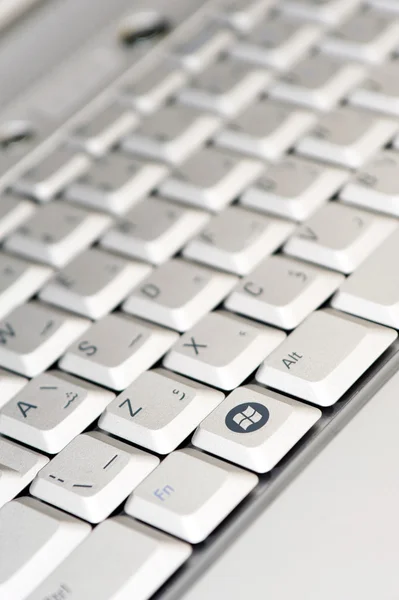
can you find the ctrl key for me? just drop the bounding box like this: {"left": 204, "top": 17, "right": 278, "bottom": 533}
{"left": 125, "top": 448, "right": 258, "bottom": 543}
{"left": 26, "top": 517, "right": 191, "bottom": 600}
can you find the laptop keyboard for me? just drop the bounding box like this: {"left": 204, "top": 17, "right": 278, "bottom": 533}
{"left": 1, "top": 0, "right": 399, "bottom": 598}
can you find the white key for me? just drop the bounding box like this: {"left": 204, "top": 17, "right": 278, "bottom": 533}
{"left": 225, "top": 254, "right": 344, "bottom": 328}
{"left": 159, "top": 146, "right": 263, "bottom": 212}
{"left": 0, "top": 497, "right": 90, "bottom": 600}
{"left": 241, "top": 155, "right": 349, "bottom": 221}
{"left": 0, "top": 192, "right": 35, "bottom": 241}
{"left": 125, "top": 448, "right": 258, "bottom": 543}
{"left": 281, "top": 0, "right": 361, "bottom": 25}
{"left": 229, "top": 12, "right": 322, "bottom": 71}
{"left": 12, "top": 146, "right": 91, "bottom": 203}
{"left": 121, "top": 62, "right": 188, "bottom": 114}
{"left": 66, "top": 152, "right": 168, "bottom": 215}
{"left": 284, "top": 202, "right": 397, "bottom": 273}
{"left": 59, "top": 312, "right": 178, "bottom": 390}
{"left": 163, "top": 310, "right": 286, "bottom": 390}
{"left": 215, "top": 0, "right": 276, "bottom": 33}
{"left": 296, "top": 106, "right": 398, "bottom": 169}
{"left": 39, "top": 247, "right": 151, "bottom": 319}
{"left": 216, "top": 98, "right": 316, "bottom": 161}
{"left": 0, "top": 252, "right": 52, "bottom": 319}
{"left": 270, "top": 52, "right": 366, "bottom": 111}
{"left": 30, "top": 431, "right": 159, "bottom": 523}
{"left": 0, "top": 368, "right": 27, "bottom": 409}
{"left": 331, "top": 229, "right": 399, "bottom": 328}
{"left": 192, "top": 384, "right": 321, "bottom": 473}
{"left": 0, "top": 370, "right": 115, "bottom": 453}
{"left": 320, "top": 9, "right": 399, "bottom": 64}
{"left": 256, "top": 308, "right": 397, "bottom": 406}
{"left": 122, "top": 104, "right": 221, "bottom": 165}
{"left": 5, "top": 202, "right": 111, "bottom": 268}
{"left": 99, "top": 368, "right": 224, "bottom": 454}
{"left": 123, "top": 259, "right": 237, "bottom": 332}
{"left": 0, "top": 301, "right": 89, "bottom": 377}
{"left": 178, "top": 57, "right": 272, "bottom": 118}
{"left": 0, "top": 437, "right": 48, "bottom": 508}
{"left": 27, "top": 516, "right": 191, "bottom": 600}
{"left": 101, "top": 196, "right": 209, "bottom": 264}
{"left": 349, "top": 60, "right": 399, "bottom": 117}
{"left": 367, "top": 0, "right": 399, "bottom": 14}
{"left": 340, "top": 150, "right": 399, "bottom": 217}
{"left": 171, "top": 25, "right": 235, "bottom": 73}
{"left": 69, "top": 103, "right": 138, "bottom": 157}
{"left": 183, "top": 206, "right": 294, "bottom": 275}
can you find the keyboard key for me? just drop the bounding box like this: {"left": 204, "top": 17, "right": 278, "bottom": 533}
{"left": 163, "top": 310, "right": 285, "bottom": 390}
{"left": 284, "top": 202, "right": 397, "bottom": 273}
{"left": 30, "top": 431, "right": 159, "bottom": 523}
{"left": 256, "top": 308, "right": 397, "bottom": 406}
{"left": 123, "top": 259, "right": 237, "bottom": 332}
{"left": 99, "top": 368, "right": 224, "bottom": 454}
{"left": 59, "top": 312, "right": 178, "bottom": 390}
{"left": 159, "top": 146, "right": 263, "bottom": 212}
{"left": 39, "top": 247, "right": 151, "bottom": 319}
{"left": 125, "top": 448, "right": 258, "bottom": 543}
{"left": 0, "top": 301, "right": 89, "bottom": 377}
{"left": 215, "top": 0, "right": 276, "bottom": 33}
{"left": 101, "top": 196, "right": 209, "bottom": 264}
{"left": 27, "top": 517, "right": 191, "bottom": 600}
{"left": 69, "top": 103, "right": 138, "bottom": 157}
{"left": 121, "top": 61, "right": 188, "bottom": 114}
{"left": 241, "top": 155, "right": 348, "bottom": 221}
{"left": 5, "top": 202, "right": 111, "bottom": 268}
{"left": 0, "top": 368, "right": 27, "bottom": 410}
{"left": 122, "top": 104, "right": 221, "bottom": 165}
{"left": 66, "top": 152, "right": 168, "bottom": 215}
{"left": 0, "top": 437, "right": 48, "bottom": 508}
{"left": 230, "top": 12, "right": 321, "bottom": 71}
{"left": 0, "top": 497, "right": 90, "bottom": 600}
{"left": 320, "top": 9, "right": 399, "bottom": 64}
{"left": 13, "top": 146, "right": 91, "bottom": 203}
{"left": 216, "top": 98, "right": 316, "bottom": 161}
{"left": 296, "top": 106, "right": 397, "bottom": 169}
{"left": 192, "top": 384, "right": 321, "bottom": 472}
{"left": 340, "top": 150, "right": 399, "bottom": 217}
{"left": 0, "top": 370, "right": 115, "bottom": 453}
{"left": 366, "top": 0, "right": 399, "bottom": 14}
{"left": 178, "top": 57, "right": 272, "bottom": 118}
{"left": 171, "top": 25, "right": 234, "bottom": 72}
{"left": 270, "top": 52, "right": 366, "bottom": 111}
{"left": 281, "top": 0, "right": 361, "bottom": 25}
{"left": 0, "top": 192, "right": 35, "bottom": 241}
{"left": 183, "top": 206, "right": 294, "bottom": 275}
{"left": 0, "top": 252, "right": 52, "bottom": 319}
{"left": 332, "top": 229, "right": 399, "bottom": 328}
{"left": 349, "top": 60, "right": 399, "bottom": 117}
{"left": 225, "top": 254, "right": 344, "bottom": 328}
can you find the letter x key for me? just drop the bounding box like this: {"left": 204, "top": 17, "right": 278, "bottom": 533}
{"left": 183, "top": 337, "right": 207, "bottom": 355}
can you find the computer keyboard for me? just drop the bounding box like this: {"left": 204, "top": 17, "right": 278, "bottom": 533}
{"left": 1, "top": 0, "right": 399, "bottom": 598}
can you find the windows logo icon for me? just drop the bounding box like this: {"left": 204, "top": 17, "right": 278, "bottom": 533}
{"left": 225, "top": 402, "right": 269, "bottom": 434}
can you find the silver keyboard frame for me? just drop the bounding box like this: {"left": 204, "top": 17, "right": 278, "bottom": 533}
{"left": 1, "top": 1, "right": 398, "bottom": 598}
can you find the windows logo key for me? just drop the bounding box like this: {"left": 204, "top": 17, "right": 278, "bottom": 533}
{"left": 225, "top": 402, "right": 269, "bottom": 434}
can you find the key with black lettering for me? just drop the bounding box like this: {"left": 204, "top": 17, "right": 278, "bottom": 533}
{"left": 123, "top": 258, "right": 237, "bottom": 332}
{"left": 284, "top": 202, "right": 398, "bottom": 274}
{"left": 0, "top": 370, "right": 115, "bottom": 453}
{"left": 59, "top": 312, "right": 178, "bottom": 390}
{"left": 0, "top": 301, "right": 89, "bottom": 377}
{"left": 256, "top": 308, "right": 397, "bottom": 406}
{"left": 30, "top": 431, "right": 159, "bottom": 523}
{"left": 99, "top": 368, "right": 224, "bottom": 454}
{"left": 163, "top": 310, "right": 285, "bottom": 390}
{"left": 5, "top": 202, "right": 111, "bottom": 268}
{"left": 0, "top": 367, "right": 27, "bottom": 410}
